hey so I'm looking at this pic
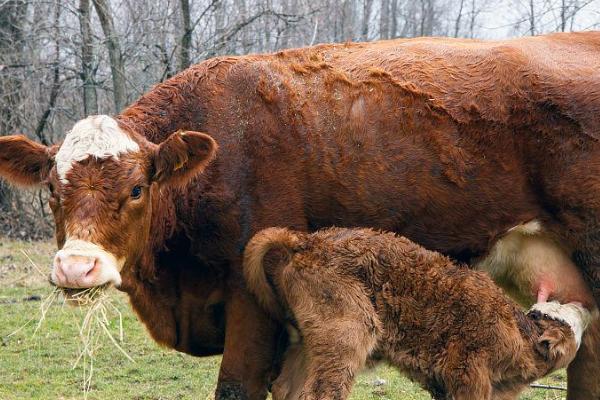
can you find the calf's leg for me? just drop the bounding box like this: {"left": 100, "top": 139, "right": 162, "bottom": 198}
{"left": 271, "top": 342, "right": 308, "bottom": 400}
{"left": 297, "top": 323, "right": 375, "bottom": 400}
{"left": 447, "top": 375, "right": 492, "bottom": 400}
{"left": 286, "top": 287, "right": 380, "bottom": 400}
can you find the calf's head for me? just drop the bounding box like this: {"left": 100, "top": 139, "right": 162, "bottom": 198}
{"left": 528, "top": 301, "right": 592, "bottom": 369}
{"left": 0, "top": 115, "right": 217, "bottom": 290}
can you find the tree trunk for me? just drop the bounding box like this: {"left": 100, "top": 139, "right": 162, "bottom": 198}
{"left": 453, "top": 0, "right": 465, "bottom": 37}
{"left": 237, "top": 0, "right": 253, "bottom": 53}
{"left": 529, "top": 0, "right": 536, "bottom": 36}
{"left": 79, "top": 0, "right": 98, "bottom": 115}
{"left": 469, "top": 0, "right": 477, "bottom": 38}
{"left": 361, "top": 0, "right": 373, "bottom": 40}
{"left": 0, "top": 0, "right": 28, "bottom": 134}
{"left": 179, "top": 0, "right": 192, "bottom": 71}
{"left": 0, "top": 1, "right": 27, "bottom": 223}
{"left": 92, "top": 0, "right": 127, "bottom": 112}
{"left": 35, "top": 0, "right": 61, "bottom": 146}
{"left": 380, "top": 0, "right": 390, "bottom": 39}
{"left": 390, "top": 0, "right": 398, "bottom": 37}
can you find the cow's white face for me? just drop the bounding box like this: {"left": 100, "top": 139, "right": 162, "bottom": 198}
{"left": 0, "top": 115, "right": 218, "bottom": 292}
{"left": 50, "top": 116, "right": 139, "bottom": 288}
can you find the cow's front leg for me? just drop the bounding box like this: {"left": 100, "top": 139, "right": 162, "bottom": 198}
{"left": 215, "top": 287, "right": 278, "bottom": 400}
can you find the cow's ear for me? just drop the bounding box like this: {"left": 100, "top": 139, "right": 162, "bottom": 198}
{"left": 0, "top": 135, "right": 55, "bottom": 186}
{"left": 152, "top": 130, "right": 217, "bottom": 187}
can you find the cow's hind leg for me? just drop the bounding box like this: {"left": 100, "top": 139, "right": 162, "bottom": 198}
{"left": 567, "top": 315, "right": 600, "bottom": 400}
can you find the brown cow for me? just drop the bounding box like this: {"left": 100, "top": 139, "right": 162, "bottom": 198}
{"left": 243, "top": 227, "right": 592, "bottom": 400}
{"left": 1, "top": 31, "right": 600, "bottom": 399}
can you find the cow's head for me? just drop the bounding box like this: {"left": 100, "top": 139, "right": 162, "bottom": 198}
{"left": 0, "top": 115, "right": 217, "bottom": 291}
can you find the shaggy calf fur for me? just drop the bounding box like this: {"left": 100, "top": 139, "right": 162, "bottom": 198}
{"left": 243, "top": 227, "right": 591, "bottom": 400}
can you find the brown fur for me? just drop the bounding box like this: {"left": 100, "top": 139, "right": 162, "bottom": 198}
{"left": 152, "top": 130, "right": 218, "bottom": 187}
{"left": 1, "top": 32, "right": 600, "bottom": 398}
{"left": 0, "top": 135, "right": 56, "bottom": 186}
{"left": 245, "top": 227, "right": 581, "bottom": 400}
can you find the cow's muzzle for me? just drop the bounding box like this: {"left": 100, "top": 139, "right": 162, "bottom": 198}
{"left": 50, "top": 239, "right": 123, "bottom": 288}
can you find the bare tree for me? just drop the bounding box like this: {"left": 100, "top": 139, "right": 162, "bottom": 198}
{"left": 529, "top": 0, "right": 536, "bottom": 35}
{"left": 362, "top": 0, "right": 374, "bottom": 40}
{"left": 92, "top": 0, "right": 127, "bottom": 112}
{"left": 419, "top": 0, "right": 436, "bottom": 36}
{"left": 468, "top": 0, "right": 479, "bottom": 38}
{"left": 389, "top": 0, "right": 398, "bottom": 37}
{"left": 454, "top": 0, "right": 465, "bottom": 37}
{"left": 380, "top": 0, "right": 390, "bottom": 39}
{"left": 0, "top": 0, "right": 28, "bottom": 134}
{"left": 34, "top": 0, "right": 62, "bottom": 146}
{"left": 179, "top": 0, "right": 192, "bottom": 71}
{"left": 79, "top": 0, "right": 98, "bottom": 115}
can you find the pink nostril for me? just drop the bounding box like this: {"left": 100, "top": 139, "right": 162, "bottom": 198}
{"left": 85, "top": 258, "right": 99, "bottom": 277}
{"left": 71, "top": 259, "right": 96, "bottom": 277}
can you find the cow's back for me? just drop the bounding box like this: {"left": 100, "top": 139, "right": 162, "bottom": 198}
{"left": 121, "top": 31, "right": 600, "bottom": 262}
{"left": 185, "top": 32, "right": 599, "bottom": 260}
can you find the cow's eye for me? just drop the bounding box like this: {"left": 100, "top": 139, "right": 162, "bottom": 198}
{"left": 130, "top": 186, "right": 143, "bottom": 199}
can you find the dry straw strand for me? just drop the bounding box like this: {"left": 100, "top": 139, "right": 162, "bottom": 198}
{"left": 67, "top": 285, "right": 135, "bottom": 399}
{"left": 6, "top": 250, "right": 56, "bottom": 339}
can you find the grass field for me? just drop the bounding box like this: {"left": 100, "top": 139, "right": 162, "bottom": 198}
{"left": 0, "top": 238, "right": 568, "bottom": 400}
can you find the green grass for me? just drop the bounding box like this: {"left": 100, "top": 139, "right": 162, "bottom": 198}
{"left": 0, "top": 238, "right": 567, "bottom": 399}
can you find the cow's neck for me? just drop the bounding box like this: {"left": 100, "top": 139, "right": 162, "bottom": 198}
{"left": 117, "top": 61, "right": 234, "bottom": 143}
{"left": 120, "top": 184, "right": 227, "bottom": 354}
{"left": 118, "top": 77, "right": 192, "bottom": 143}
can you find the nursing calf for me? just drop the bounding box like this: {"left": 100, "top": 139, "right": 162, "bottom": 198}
{"left": 244, "top": 227, "right": 592, "bottom": 400}
{"left": 2, "top": 32, "right": 600, "bottom": 399}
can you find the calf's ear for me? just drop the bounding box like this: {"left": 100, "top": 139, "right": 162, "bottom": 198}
{"left": 152, "top": 130, "right": 217, "bottom": 187}
{"left": 0, "top": 135, "right": 54, "bottom": 186}
{"left": 536, "top": 326, "right": 574, "bottom": 367}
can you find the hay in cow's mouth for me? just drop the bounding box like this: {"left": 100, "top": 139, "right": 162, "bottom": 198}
{"left": 61, "top": 285, "right": 109, "bottom": 306}
{"left": 68, "top": 284, "right": 135, "bottom": 397}
{"left": 34, "top": 271, "right": 135, "bottom": 397}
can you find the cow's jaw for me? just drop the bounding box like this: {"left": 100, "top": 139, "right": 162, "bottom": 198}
{"left": 51, "top": 239, "right": 124, "bottom": 288}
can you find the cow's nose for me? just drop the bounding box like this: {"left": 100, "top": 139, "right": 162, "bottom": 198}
{"left": 52, "top": 254, "right": 99, "bottom": 288}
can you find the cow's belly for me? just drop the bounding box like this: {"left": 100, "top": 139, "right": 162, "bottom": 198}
{"left": 475, "top": 220, "right": 596, "bottom": 310}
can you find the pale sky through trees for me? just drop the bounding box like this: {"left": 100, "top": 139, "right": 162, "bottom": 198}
{"left": 478, "top": 0, "right": 599, "bottom": 38}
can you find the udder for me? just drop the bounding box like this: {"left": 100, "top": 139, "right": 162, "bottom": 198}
{"left": 476, "top": 221, "right": 596, "bottom": 310}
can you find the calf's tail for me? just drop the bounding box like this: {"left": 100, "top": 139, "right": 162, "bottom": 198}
{"left": 243, "top": 227, "right": 300, "bottom": 317}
